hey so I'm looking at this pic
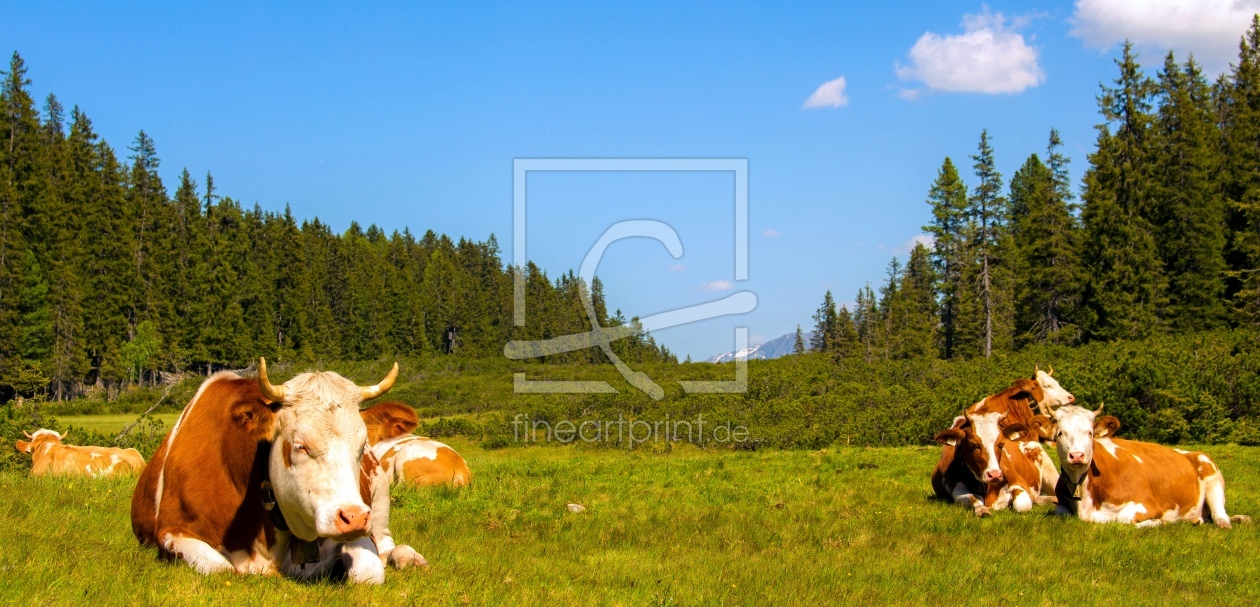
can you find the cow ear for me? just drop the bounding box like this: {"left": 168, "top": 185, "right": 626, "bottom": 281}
{"left": 934, "top": 428, "right": 964, "bottom": 447}
{"left": 14, "top": 440, "right": 29, "bottom": 453}
{"left": 1029, "top": 415, "right": 1055, "bottom": 441}
{"left": 231, "top": 397, "right": 277, "bottom": 441}
{"left": 361, "top": 401, "right": 419, "bottom": 444}
{"left": 1002, "top": 423, "right": 1030, "bottom": 442}
{"left": 1095, "top": 415, "right": 1121, "bottom": 438}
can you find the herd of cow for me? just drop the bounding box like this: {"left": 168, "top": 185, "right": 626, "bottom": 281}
{"left": 933, "top": 367, "right": 1250, "bottom": 528}
{"left": 11, "top": 362, "right": 1252, "bottom": 585}
{"left": 14, "top": 359, "right": 471, "bottom": 584}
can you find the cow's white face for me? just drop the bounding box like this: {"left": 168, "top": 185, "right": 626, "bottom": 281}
{"left": 966, "top": 410, "right": 1005, "bottom": 484}
{"left": 1053, "top": 405, "right": 1096, "bottom": 476}
{"left": 266, "top": 371, "right": 373, "bottom": 542}
{"left": 1035, "top": 370, "right": 1074, "bottom": 409}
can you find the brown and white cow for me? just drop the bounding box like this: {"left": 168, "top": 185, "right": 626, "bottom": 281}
{"left": 934, "top": 415, "right": 1050, "bottom": 516}
{"left": 361, "top": 403, "right": 471, "bottom": 488}
{"left": 15, "top": 429, "right": 146, "bottom": 477}
{"left": 130, "top": 359, "right": 426, "bottom": 584}
{"left": 1049, "top": 404, "right": 1250, "bottom": 528}
{"left": 960, "top": 377, "right": 1063, "bottom": 494}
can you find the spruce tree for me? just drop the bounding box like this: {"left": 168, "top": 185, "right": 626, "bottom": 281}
{"left": 1151, "top": 52, "right": 1227, "bottom": 330}
{"left": 923, "top": 157, "right": 969, "bottom": 358}
{"left": 892, "top": 242, "right": 937, "bottom": 358}
{"left": 793, "top": 324, "right": 805, "bottom": 354}
{"left": 962, "top": 130, "right": 1014, "bottom": 358}
{"left": 1011, "top": 131, "right": 1083, "bottom": 345}
{"left": 1080, "top": 42, "right": 1168, "bottom": 340}
{"left": 1222, "top": 16, "right": 1260, "bottom": 324}
{"left": 810, "top": 290, "right": 838, "bottom": 352}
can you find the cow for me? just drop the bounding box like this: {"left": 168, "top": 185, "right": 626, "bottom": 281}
{"left": 1049, "top": 404, "right": 1250, "bottom": 528}
{"left": 960, "top": 367, "right": 1076, "bottom": 495}
{"left": 1031, "top": 365, "right": 1075, "bottom": 411}
{"left": 130, "top": 359, "right": 427, "bottom": 584}
{"left": 360, "top": 403, "right": 471, "bottom": 488}
{"left": 15, "top": 429, "right": 145, "bottom": 477}
{"left": 933, "top": 415, "right": 1050, "bottom": 516}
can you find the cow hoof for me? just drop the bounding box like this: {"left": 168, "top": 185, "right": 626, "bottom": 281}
{"left": 1231, "top": 515, "right": 1252, "bottom": 525}
{"left": 974, "top": 506, "right": 991, "bottom": 518}
{"left": 390, "top": 545, "right": 430, "bottom": 570}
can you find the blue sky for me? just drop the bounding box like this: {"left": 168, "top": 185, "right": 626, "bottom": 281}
{"left": 2, "top": 1, "right": 1255, "bottom": 360}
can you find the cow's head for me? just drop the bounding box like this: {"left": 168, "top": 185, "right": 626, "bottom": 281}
{"left": 15, "top": 429, "right": 64, "bottom": 453}
{"left": 935, "top": 415, "right": 1005, "bottom": 485}
{"left": 1032, "top": 365, "right": 1074, "bottom": 410}
{"left": 1049, "top": 404, "right": 1112, "bottom": 478}
{"left": 257, "top": 358, "right": 399, "bottom": 542}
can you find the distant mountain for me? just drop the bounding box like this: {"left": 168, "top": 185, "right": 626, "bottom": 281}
{"left": 707, "top": 331, "right": 810, "bottom": 363}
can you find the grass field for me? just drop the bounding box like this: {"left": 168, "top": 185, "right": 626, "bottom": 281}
{"left": 2, "top": 439, "right": 1258, "bottom": 606}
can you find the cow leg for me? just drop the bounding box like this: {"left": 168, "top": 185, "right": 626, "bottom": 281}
{"left": 1202, "top": 470, "right": 1233, "bottom": 529}
{"left": 388, "top": 544, "right": 429, "bottom": 569}
{"left": 373, "top": 534, "right": 429, "bottom": 570}
{"left": 340, "top": 536, "right": 386, "bottom": 584}
{"left": 951, "top": 485, "right": 990, "bottom": 517}
{"left": 160, "top": 532, "right": 233, "bottom": 575}
{"left": 1135, "top": 519, "right": 1165, "bottom": 529}
{"left": 1011, "top": 487, "right": 1033, "bottom": 513}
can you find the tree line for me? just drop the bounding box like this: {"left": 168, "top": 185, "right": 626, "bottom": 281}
{"left": 0, "top": 53, "right": 673, "bottom": 401}
{"left": 811, "top": 24, "right": 1260, "bottom": 362}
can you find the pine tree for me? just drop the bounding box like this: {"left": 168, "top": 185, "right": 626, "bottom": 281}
{"left": 793, "top": 324, "right": 805, "bottom": 354}
{"left": 1080, "top": 42, "right": 1168, "bottom": 340}
{"left": 1151, "top": 52, "right": 1227, "bottom": 330}
{"left": 923, "top": 157, "right": 969, "bottom": 358}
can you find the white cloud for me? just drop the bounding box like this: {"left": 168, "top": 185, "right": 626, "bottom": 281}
{"left": 896, "top": 7, "right": 1045, "bottom": 94}
{"left": 899, "top": 88, "right": 923, "bottom": 100}
{"left": 1071, "top": 0, "right": 1258, "bottom": 70}
{"left": 762, "top": 228, "right": 783, "bottom": 238}
{"left": 668, "top": 263, "right": 686, "bottom": 272}
{"left": 700, "top": 280, "right": 734, "bottom": 292}
{"left": 803, "top": 76, "right": 850, "bottom": 109}
{"left": 893, "top": 233, "right": 936, "bottom": 255}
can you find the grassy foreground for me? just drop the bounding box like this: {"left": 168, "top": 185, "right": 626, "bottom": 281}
{"left": 1, "top": 440, "right": 1258, "bottom": 606}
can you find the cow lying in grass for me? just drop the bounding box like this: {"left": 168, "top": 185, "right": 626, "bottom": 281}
{"left": 1049, "top": 404, "right": 1251, "bottom": 528}
{"left": 15, "top": 429, "right": 145, "bottom": 477}
{"left": 130, "top": 359, "right": 426, "bottom": 584}
{"left": 363, "top": 404, "right": 472, "bottom": 488}
{"left": 932, "top": 367, "right": 1073, "bottom": 516}
{"left": 934, "top": 414, "right": 1054, "bottom": 516}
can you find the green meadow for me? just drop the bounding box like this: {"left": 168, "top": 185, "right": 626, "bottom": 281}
{"left": 2, "top": 437, "right": 1257, "bottom": 606}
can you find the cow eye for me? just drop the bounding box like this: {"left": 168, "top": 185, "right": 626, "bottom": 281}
{"left": 293, "top": 443, "right": 309, "bottom": 456}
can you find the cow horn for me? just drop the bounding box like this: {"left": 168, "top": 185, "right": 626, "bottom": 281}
{"left": 22, "top": 430, "right": 32, "bottom": 439}
{"left": 1048, "top": 365, "right": 1055, "bottom": 376}
{"left": 360, "top": 363, "right": 399, "bottom": 400}
{"left": 59, "top": 430, "right": 67, "bottom": 441}
{"left": 258, "top": 358, "right": 286, "bottom": 403}
{"left": 1094, "top": 402, "right": 1104, "bottom": 415}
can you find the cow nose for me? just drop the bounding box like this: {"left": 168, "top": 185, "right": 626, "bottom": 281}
{"left": 1068, "top": 394, "right": 1076, "bottom": 404}
{"left": 334, "top": 505, "right": 371, "bottom": 535}
{"left": 1068, "top": 452, "right": 1085, "bottom": 464}
{"left": 984, "top": 470, "right": 1003, "bottom": 483}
